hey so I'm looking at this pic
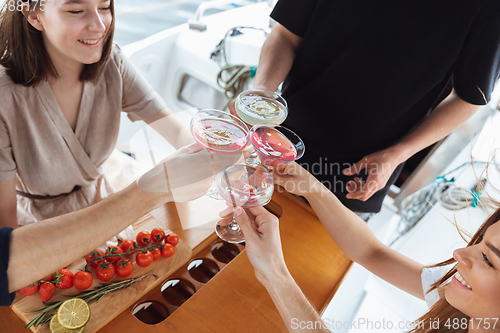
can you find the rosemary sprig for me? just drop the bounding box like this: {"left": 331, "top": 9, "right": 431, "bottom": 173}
{"left": 25, "top": 273, "right": 155, "bottom": 330}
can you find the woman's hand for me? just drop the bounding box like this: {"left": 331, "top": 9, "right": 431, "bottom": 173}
{"left": 273, "top": 162, "right": 322, "bottom": 197}
{"left": 138, "top": 142, "right": 243, "bottom": 202}
{"left": 219, "top": 205, "right": 289, "bottom": 285}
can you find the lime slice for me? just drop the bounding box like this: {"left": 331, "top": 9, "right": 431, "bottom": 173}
{"left": 50, "top": 315, "right": 85, "bottom": 333}
{"left": 200, "top": 127, "right": 233, "bottom": 146}
{"left": 57, "top": 298, "right": 91, "bottom": 330}
{"left": 248, "top": 100, "right": 277, "bottom": 117}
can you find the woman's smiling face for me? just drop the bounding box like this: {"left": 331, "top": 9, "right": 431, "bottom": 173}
{"left": 29, "top": 0, "right": 113, "bottom": 69}
{"left": 445, "top": 220, "right": 500, "bottom": 321}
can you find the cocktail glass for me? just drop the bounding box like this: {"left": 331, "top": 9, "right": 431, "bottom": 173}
{"left": 208, "top": 164, "right": 274, "bottom": 243}
{"left": 235, "top": 90, "right": 288, "bottom": 126}
{"left": 190, "top": 109, "right": 249, "bottom": 154}
{"left": 248, "top": 125, "right": 305, "bottom": 170}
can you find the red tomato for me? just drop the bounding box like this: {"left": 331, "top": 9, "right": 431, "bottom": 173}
{"left": 114, "top": 260, "right": 134, "bottom": 278}
{"left": 73, "top": 272, "right": 93, "bottom": 291}
{"left": 151, "top": 248, "right": 161, "bottom": 261}
{"left": 96, "top": 264, "right": 115, "bottom": 282}
{"left": 105, "top": 246, "right": 124, "bottom": 263}
{"left": 85, "top": 250, "right": 105, "bottom": 268}
{"left": 165, "top": 233, "right": 179, "bottom": 246}
{"left": 151, "top": 228, "right": 165, "bottom": 244}
{"left": 136, "top": 251, "right": 153, "bottom": 267}
{"left": 161, "top": 244, "right": 175, "bottom": 258}
{"left": 136, "top": 231, "right": 152, "bottom": 246}
{"left": 120, "top": 239, "right": 136, "bottom": 256}
{"left": 41, "top": 273, "right": 54, "bottom": 282}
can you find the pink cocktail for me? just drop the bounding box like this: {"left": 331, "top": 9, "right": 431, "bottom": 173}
{"left": 191, "top": 109, "right": 249, "bottom": 155}
{"left": 210, "top": 164, "right": 274, "bottom": 243}
{"left": 249, "top": 125, "right": 305, "bottom": 168}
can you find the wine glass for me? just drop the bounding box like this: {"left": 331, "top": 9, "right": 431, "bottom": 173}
{"left": 209, "top": 164, "right": 274, "bottom": 243}
{"left": 191, "top": 109, "right": 249, "bottom": 154}
{"left": 234, "top": 90, "right": 288, "bottom": 126}
{"left": 248, "top": 125, "right": 305, "bottom": 170}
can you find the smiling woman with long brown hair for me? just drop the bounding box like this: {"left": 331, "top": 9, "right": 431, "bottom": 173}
{"left": 222, "top": 161, "right": 500, "bottom": 333}
{"left": 0, "top": 0, "right": 193, "bottom": 229}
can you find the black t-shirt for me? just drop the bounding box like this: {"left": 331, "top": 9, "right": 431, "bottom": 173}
{"left": 271, "top": 0, "right": 500, "bottom": 212}
{"left": 0, "top": 227, "right": 14, "bottom": 306}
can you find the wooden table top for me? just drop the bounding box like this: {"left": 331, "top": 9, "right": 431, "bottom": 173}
{"left": 0, "top": 190, "right": 351, "bottom": 333}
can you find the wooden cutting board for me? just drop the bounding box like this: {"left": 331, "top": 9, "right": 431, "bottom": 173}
{"left": 11, "top": 214, "right": 192, "bottom": 333}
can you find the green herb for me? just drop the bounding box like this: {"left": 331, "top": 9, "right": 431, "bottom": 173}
{"left": 25, "top": 273, "right": 155, "bottom": 329}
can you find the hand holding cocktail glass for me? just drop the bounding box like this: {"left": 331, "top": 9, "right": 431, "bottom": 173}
{"left": 207, "top": 164, "right": 274, "bottom": 243}
{"left": 191, "top": 90, "right": 304, "bottom": 243}
{"left": 191, "top": 109, "right": 273, "bottom": 243}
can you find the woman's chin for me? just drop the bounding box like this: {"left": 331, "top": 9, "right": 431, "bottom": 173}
{"left": 81, "top": 57, "right": 102, "bottom": 65}
{"left": 444, "top": 284, "right": 469, "bottom": 316}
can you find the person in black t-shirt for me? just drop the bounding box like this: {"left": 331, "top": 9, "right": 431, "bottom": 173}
{"left": 245, "top": 0, "right": 500, "bottom": 216}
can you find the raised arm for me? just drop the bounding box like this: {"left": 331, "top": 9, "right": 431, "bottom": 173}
{"left": 221, "top": 206, "right": 330, "bottom": 333}
{"left": 228, "top": 23, "right": 302, "bottom": 117}
{"left": 0, "top": 179, "right": 17, "bottom": 229}
{"left": 275, "top": 163, "right": 426, "bottom": 300}
{"left": 8, "top": 143, "right": 235, "bottom": 291}
{"left": 252, "top": 23, "right": 303, "bottom": 92}
{"left": 8, "top": 181, "right": 167, "bottom": 292}
{"left": 142, "top": 107, "right": 195, "bottom": 149}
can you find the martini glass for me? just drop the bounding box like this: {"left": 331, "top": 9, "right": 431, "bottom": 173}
{"left": 190, "top": 109, "right": 249, "bottom": 154}
{"left": 210, "top": 164, "right": 274, "bottom": 243}
{"left": 235, "top": 90, "right": 288, "bottom": 126}
{"left": 248, "top": 125, "right": 305, "bottom": 170}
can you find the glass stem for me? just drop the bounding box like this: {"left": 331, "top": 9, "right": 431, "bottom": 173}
{"left": 228, "top": 216, "right": 240, "bottom": 232}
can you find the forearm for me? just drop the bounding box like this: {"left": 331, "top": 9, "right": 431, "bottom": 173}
{"left": 391, "top": 90, "right": 481, "bottom": 163}
{"left": 0, "top": 209, "right": 17, "bottom": 230}
{"left": 0, "top": 179, "right": 18, "bottom": 229}
{"left": 304, "top": 181, "right": 384, "bottom": 264}
{"left": 8, "top": 182, "right": 168, "bottom": 291}
{"left": 262, "top": 272, "right": 330, "bottom": 333}
{"left": 253, "top": 24, "right": 302, "bottom": 92}
{"left": 145, "top": 108, "right": 195, "bottom": 149}
{"left": 304, "top": 181, "right": 424, "bottom": 298}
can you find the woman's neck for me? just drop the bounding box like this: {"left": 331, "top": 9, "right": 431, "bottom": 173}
{"left": 50, "top": 58, "right": 84, "bottom": 85}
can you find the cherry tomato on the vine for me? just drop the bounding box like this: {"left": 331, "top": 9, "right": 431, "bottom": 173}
{"left": 136, "top": 251, "right": 153, "bottom": 267}
{"left": 165, "top": 233, "right": 179, "bottom": 246}
{"left": 114, "top": 260, "right": 134, "bottom": 278}
{"left": 105, "top": 246, "right": 124, "bottom": 263}
{"left": 151, "top": 248, "right": 161, "bottom": 261}
{"left": 85, "top": 249, "right": 105, "bottom": 268}
{"left": 96, "top": 264, "right": 115, "bottom": 282}
{"left": 120, "top": 239, "right": 136, "bottom": 256}
{"left": 151, "top": 228, "right": 165, "bottom": 244}
{"left": 161, "top": 243, "right": 175, "bottom": 258}
{"left": 136, "top": 231, "right": 152, "bottom": 247}
{"left": 73, "top": 271, "right": 93, "bottom": 290}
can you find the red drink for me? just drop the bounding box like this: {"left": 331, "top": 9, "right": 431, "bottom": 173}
{"left": 192, "top": 118, "right": 248, "bottom": 154}
{"left": 250, "top": 127, "right": 298, "bottom": 166}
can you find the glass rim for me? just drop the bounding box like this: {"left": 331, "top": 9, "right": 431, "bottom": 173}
{"left": 215, "top": 163, "right": 274, "bottom": 201}
{"left": 249, "top": 125, "right": 305, "bottom": 162}
{"left": 236, "top": 89, "right": 288, "bottom": 110}
{"left": 190, "top": 109, "right": 250, "bottom": 153}
{"left": 191, "top": 109, "right": 250, "bottom": 132}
